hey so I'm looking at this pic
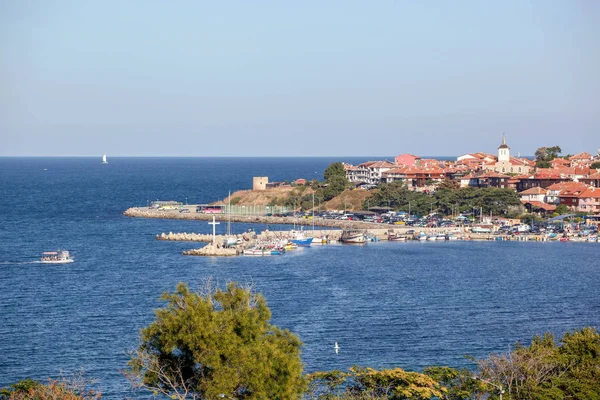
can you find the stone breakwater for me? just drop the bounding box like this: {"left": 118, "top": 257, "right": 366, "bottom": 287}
{"left": 183, "top": 243, "right": 238, "bottom": 257}
{"left": 123, "top": 207, "right": 384, "bottom": 229}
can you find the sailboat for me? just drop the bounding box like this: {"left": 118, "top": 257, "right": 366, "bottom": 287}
{"left": 102, "top": 153, "right": 108, "bottom": 164}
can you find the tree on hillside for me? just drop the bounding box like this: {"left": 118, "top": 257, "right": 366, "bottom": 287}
{"left": 323, "top": 162, "right": 349, "bottom": 201}
{"left": 534, "top": 146, "right": 562, "bottom": 168}
{"left": 591, "top": 161, "right": 600, "bottom": 169}
{"left": 362, "top": 181, "right": 431, "bottom": 215}
{"left": 126, "top": 282, "right": 306, "bottom": 400}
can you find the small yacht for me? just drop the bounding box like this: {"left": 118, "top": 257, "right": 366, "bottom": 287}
{"left": 41, "top": 250, "right": 74, "bottom": 264}
{"left": 102, "top": 153, "right": 108, "bottom": 164}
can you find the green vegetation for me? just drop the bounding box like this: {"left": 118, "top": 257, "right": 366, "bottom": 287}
{"left": 591, "top": 161, "right": 600, "bottom": 169}
{"left": 363, "top": 181, "right": 522, "bottom": 217}
{"left": 126, "top": 282, "right": 306, "bottom": 400}
{"left": 552, "top": 204, "right": 570, "bottom": 216}
{"left": 308, "top": 367, "right": 445, "bottom": 399}
{"left": 0, "top": 376, "right": 100, "bottom": 400}
{"left": 476, "top": 327, "right": 600, "bottom": 400}
{"left": 323, "top": 162, "right": 350, "bottom": 201}
{"left": 534, "top": 145, "right": 562, "bottom": 168}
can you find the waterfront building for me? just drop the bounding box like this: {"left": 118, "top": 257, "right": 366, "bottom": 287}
{"left": 519, "top": 186, "right": 548, "bottom": 203}
{"left": 347, "top": 161, "right": 395, "bottom": 185}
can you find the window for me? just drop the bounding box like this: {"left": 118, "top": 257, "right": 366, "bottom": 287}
{"left": 502, "top": 167, "right": 506, "bottom": 172}
{"left": 518, "top": 167, "right": 522, "bottom": 172}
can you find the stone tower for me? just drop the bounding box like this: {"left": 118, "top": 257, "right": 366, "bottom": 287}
{"left": 498, "top": 134, "right": 510, "bottom": 162}
{"left": 253, "top": 176, "right": 268, "bottom": 191}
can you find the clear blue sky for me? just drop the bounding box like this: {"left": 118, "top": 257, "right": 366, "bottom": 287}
{"left": 1, "top": 1, "right": 598, "bottom": 157}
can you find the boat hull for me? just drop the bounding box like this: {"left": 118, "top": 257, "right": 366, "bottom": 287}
{"left": 341, "top": 234, "right": 366, "bottom": 244}
{"left": 41, "top": 259, "right": 74, "bottom": 264}
{"left": 291, "top": 238, "right": 312, "bottom": 246}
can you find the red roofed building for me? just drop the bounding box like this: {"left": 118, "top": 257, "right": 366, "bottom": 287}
{"left": 382, "top": 166, "right": 447, "bottom": 189}
{"left": 569, "top": 152, "right": 594, "bottom": 166}
{"left": 522, "top": 201, "right": 556, "bottom": 216}
{"left": 348, "top": 160, "right": 396, "bottom": 185}
{"left": 394, "top": 154, "right": 421, "bottom": 167}
{"left": 580, "top": 172, "right": 600, "bottom": 188}
{"left": 519, "top": 186, "right": 548, "bottom": 203}
{"left": 575, "top": 187, "right": 600, "bottom": 213}
{"left": 558, "top": 185, "right": 600, "bottom": 213}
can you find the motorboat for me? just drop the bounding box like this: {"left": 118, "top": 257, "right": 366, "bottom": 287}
{"left": 41, "top": 250, "right": 74, "bottom": 264}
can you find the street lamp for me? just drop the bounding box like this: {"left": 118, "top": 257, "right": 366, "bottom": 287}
{"left": 472, "top": 375, "right": 505, "bottom": 400}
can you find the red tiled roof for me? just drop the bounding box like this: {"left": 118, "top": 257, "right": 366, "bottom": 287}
{"left": 524, "top": 201, "right": 556, "bottom": 211}
{"left": 519, "top": 187, "right": 547, "bottom": 195}
{"left": 569, "top": 152, "right": 593, "bottom": 161}
{"left": 547, "top": 182, "right": 588, "bottom": 191}
{"left": 577, "top": 187, "right": 600, "bottom": 199}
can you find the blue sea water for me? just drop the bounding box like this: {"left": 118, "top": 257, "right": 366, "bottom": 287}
{"left": 0, "top": 157, "right": 598, "bottom": 398}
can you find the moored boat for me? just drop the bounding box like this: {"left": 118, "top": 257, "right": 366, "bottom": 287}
{"left": 388, "top": 234, "right": 406, "bottom": 241}
{"left": 290, "top": 230, "right": 312, "bottom": 246}
{"left": 41, "top": 250, "right": 74, "bottom": 264}
{"left": 340, "top": 230, "right": 366, "bottom": 244}
{"left": 243, "top": 248, "right": 272, "bottom": 256}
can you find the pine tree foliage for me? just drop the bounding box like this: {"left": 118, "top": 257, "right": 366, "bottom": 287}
{"left": 126, "top": 282, "right": 306, "bottom": 400}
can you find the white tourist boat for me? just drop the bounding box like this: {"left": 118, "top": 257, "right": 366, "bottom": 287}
{"left": 102, "top": 153, "right": 108, "bottom": 164}
{"left": 41, "top": 250, "right": 74, "bottom": 264}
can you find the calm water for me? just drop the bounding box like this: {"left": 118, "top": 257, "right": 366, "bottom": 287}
{"left": 0, "top": 157, "right": 598, "bottom": 398}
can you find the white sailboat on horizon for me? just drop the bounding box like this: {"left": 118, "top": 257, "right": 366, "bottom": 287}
{"left": 102, "top": 153, "right": 108, "bottom": 164}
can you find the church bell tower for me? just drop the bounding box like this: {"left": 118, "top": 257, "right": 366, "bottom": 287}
{"left": 498, "top": 134, "right": 510, "bottom": 162}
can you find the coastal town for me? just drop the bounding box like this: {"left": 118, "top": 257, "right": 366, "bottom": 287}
{"left": 342, "top": 136, "right": 600, "bottom": 216}
{"left": 122, "top": 137, "right": 600, "bottom": 255}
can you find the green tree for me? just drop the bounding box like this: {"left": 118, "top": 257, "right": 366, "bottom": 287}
{"left": 1, "top": 376, "right": 100, "bottom": 400}
{"left": 422, "top": 366, "right": 484, "bottom": 400}
{"left": 308, "top": 367, "right": 445, "bottom": 400}
{"left": 534, "top": 146, "right": 562, "bottom": 168}
{"left": 590, "top": 161, "right": 600, "bottom": 169}
{"left": 554, "top": 204, "right": 570, "bottom": 215}
{"left": 126, "top": 282, "right": 306, "bottom": 400}
{"left": 476, "top": 328, "right": 600, "bottom": 400}
{"left": 323, "top": 162, "right": 349, "bottom": 201}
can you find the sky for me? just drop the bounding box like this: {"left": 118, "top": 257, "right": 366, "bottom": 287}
{"left": 1, "top": 1, "right": 599, "bottom": 157}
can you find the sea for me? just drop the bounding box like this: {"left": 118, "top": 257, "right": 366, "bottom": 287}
{"left": 0, "top": 157, "right": 598, "bottom": 398}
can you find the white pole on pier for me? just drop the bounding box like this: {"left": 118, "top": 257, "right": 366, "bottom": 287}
{"left": 209, "top": 216, "right": 220, "bottom": 244}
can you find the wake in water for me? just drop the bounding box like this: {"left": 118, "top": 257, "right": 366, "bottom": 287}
{"left": 0, "top": 260, "right": 43, "bottom": 265}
